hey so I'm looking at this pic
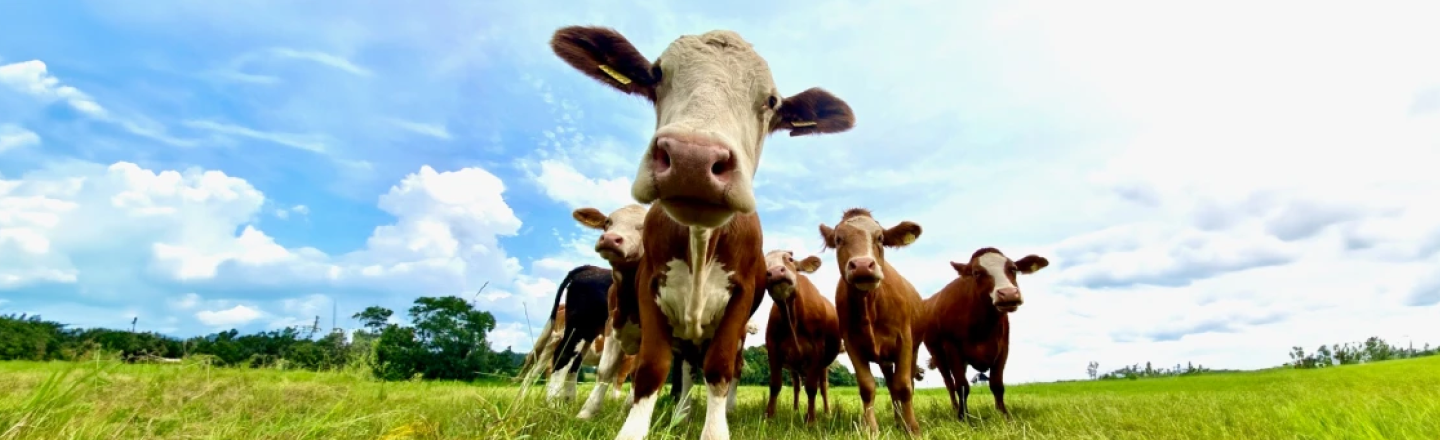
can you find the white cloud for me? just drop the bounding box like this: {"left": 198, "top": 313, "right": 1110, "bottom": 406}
{"left": 388, "top": 119, "right": 452, "bottom": 140}
{"left": 525, "top": 159, "right": 634, "bottom": 210}
{"left": 0, "top": 124, "right": 40, "bottom": 152}
{"left": 183, "top": 120, "right": 329, "bottom": 153}
{"left": 0, "top": 60, "right": 106, "bottom": 117}
{"left": 0, "top": 59, "right": 195, "bottom": 146}
{"left": 0, "top": 159, "right": 546, "bottom": 333}
{"left": 195, "top": 304, "right": 264, "bottom": 327}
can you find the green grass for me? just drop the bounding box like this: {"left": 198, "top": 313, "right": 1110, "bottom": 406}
{"left": 2, "top": 356, "right": 1438, "bottom": 439}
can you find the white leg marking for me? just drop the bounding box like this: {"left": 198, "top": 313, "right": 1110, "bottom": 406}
{"left": 671, "top": 361, "right": 695, "bottom": 425}
{"left": 616, "top": 394, "right": 658, "bottom": 440}
{"left": 579, "top": 330, "right": 624, "bottom": 419}
{"left": 701, "top": 381, "right": 732, "bottom": 440}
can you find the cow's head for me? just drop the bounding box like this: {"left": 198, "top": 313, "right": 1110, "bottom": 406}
{"left": 763, "top": 249, "right": 822, "bottom": 301}
{"left": 551, "top": 26, "right": 856, "bottom": 229}
{"left": 950, "top": 248, "right": 1049, "bottom": 313}
{"left": 819, "top": 208, "right": 922, "bottom": 292}
{"left": 573, "top": 204, "right": 648, "bottom": 266}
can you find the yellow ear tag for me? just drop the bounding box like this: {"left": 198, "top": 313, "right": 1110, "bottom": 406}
{"left": 901, "top": 233, "right": 916, "bottom": 245}
{"left": 597, "top": 65, "right": 632, "bottom": 85}
{"left": 791, "top": 121, "right": 818, "bottom": 127}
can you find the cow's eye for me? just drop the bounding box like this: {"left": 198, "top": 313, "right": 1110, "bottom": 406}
{"left": 767, "top": 95, "right": 779, "bottom": 109}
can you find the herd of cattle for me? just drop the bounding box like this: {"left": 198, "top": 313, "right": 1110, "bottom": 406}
{"left": 511, "top": 25, "right": 1052, "bottom": 440}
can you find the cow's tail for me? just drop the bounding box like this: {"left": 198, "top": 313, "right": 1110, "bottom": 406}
{"left": 518, "top": 265, "right": 589, "bottom": 382}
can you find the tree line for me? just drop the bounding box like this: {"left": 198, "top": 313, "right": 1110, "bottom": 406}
{"left": 0, "top": 295, "right": 524, "bottom": 382}
{"left": 1084, "top": 335, "right": 1438, "bottom": 380}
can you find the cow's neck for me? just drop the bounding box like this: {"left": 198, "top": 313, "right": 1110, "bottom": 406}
{"left": 843, "top": 280, "right": 884, "bottom": 360}
{"left": 966, "top": 284, "right": 1004, "bottom": 334}
{"left": 684, "top": 225, "right": 716, "bottom": 341}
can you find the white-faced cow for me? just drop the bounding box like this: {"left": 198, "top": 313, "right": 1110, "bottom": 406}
{"left": 922, "top": 247, "right": 1049, "bottom": 421}
{"left": 820, "top": 208, "right": 926, "bottom": 436}
{"left": 551, "top": 25, "right": 856, "bottom": 440}
{"left": 761, "top": 250, "right": 841, "bottom": 425}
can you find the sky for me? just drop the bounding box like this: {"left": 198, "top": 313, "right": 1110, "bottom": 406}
{"left": 2, "top": 0, "right": 1438, "bottom": 387}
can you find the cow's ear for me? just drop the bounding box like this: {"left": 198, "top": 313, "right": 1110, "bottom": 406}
{"left": 819, "top": 223, "right": 838, "bottom": 249}
{"left": 796, "top": 256, "right": 823, "bottom": 273}
{"left": 882, "top": 221, "right": 922, "bottom": 248}
{"left": 1014, "top": 255, "right": 1050, "bottom": 274}
{"left": 772, "top": 88, "right": 856, "bottom": 137}
{"left": 551, "top": 26, "right": 658, "bottom": 100}
{"left": 573, "top": 208, "right": 607, "bottom": 230}
{"left": 950, "top": 261, "right": 974, "bottom": 277}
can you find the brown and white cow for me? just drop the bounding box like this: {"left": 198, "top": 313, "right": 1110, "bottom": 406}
{"left": 551, "top": 25, "right": 856, "bottom": 440}
{"left": 571, "top": 204, "right": 760, "bottom": 423}
{"left": 820, "top": 208, "right": 926, "bottom": 436}
{"left": 922, "top": 247, "right": 1049, "bottom": 421}
{"left": 571, "top": 204, "right": 649, "bottom": 419}
{"left": 761, "top": 250, "right": 841, "bottom": 424}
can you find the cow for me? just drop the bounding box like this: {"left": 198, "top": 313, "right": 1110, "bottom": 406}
{"left": 820, "top": 207, "right": 925, "bottom": 436}
{"left": 518, "top": 302, "right": 638, "bottom": 398}
{"left": 761, "top": 249, "right": 841, "bottom": 424}
{"left": 516, "top": 265, "right": 633, "bottom": 402}
{"left": 921, "top": 247, "right": 1049, "bottom": 421}
{"left": 550, "top": 24, "right": 856, "bottom": 440}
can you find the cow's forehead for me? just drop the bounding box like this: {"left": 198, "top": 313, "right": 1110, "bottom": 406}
{"left": 976, "top": 252, "right": 1010, "bottom": 270}
{"left": 607, "top": 205, "right": 647, "bottom": 225}
{"left": 839, "top": 215, "right": 882, "bottom": 233}
{"left": 764, "top": 250, "right": 793, "bottom": 264}
{"left": 660, "top": 31, "right": 775, "bottom": 85}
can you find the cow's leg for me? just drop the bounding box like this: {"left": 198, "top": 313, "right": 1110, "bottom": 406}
{"left": 666, "top": 360, "right": 683, "bottom": 403}
{"left": 803, "top": 367, "right": 823, "bottom": 425}
{"left": 579, "top": 329, "right": 625, "bottom": 419}
{"left": 878, "top": 362, "right": 900, "bottom": 424}
{"left": 765, "top": 355, "right": 783, "bottom": 418}
{"left": 991, "top": 351, "right": 1010, "bottom": 419}
{"left": 614, "top": 277, "right": 672, "bottom": 440}
{"left": 893, "top": 341, "right": 922, "bottom": 437}
{"left": 845, "top": 349, "right": 879, "bottom": 434}
{"left": 611, "top": 355, "right": 635, "bottom": 400}
{"left": 670, "top": 360, "right": 695, "bottom": 425}
{"left": 564, "top": 342, "right": 585, "bottom": 400}
{"left": 726, "top": 346, "right": 741, "bottom": 413}
{"left": 820, "top": 374, "right": 830, "bottom": 414}
{"left": 942, "top": 347, "right": 970, "bottom": 421}
{"left": 932, "top": 347, "right": 959, "bottom": 416}
{"left": 791, "top": 370, "right": 801, "bottom": 411}
{"left": 547, "top": 330, "right": 583, "bottom": 401}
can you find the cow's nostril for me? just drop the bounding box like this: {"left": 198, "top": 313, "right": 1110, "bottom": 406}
{"left": 652, "top": 147, "right": 672, "bottom": 172}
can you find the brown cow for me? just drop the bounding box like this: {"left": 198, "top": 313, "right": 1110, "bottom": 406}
{"left": 820, "top": 208, "right": 925, "bottom": 436}
{"left": 761, "top": 250, "right": 840, "bottom": 424}
{"left": 550, "top": 24, "right": 856, "bottom": 440}
{"left": 922, "top": 247, "right": 1049, "bottom": 421}
{"left": 517, "top": 302, "right": 638, "bottom": 400}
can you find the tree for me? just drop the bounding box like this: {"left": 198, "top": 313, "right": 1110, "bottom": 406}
{"left": 1086, "top": 361, "right": 1100, "bottom": 380}
{"left": 353, "top": 307, "right": 394, "bottom": 332}
{"left": 407, "top": 296, "right": 498, "bottom": 381}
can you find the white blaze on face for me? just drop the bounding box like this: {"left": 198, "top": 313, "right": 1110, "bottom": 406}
{"left": 976, "top": 252, "right": 1017, "bottom": 304}
{"left": 838, "top": 216, "right": 883, "bottom": 278}
{"left": 633, "top": 31, "right": 781, "bottom": 214}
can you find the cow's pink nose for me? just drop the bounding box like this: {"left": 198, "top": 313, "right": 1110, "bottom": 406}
{"left": 996, "top": 287, "right": 1022, "bottom": 304}
{"left": 599, "top": 233, "right": 623, "bottom": 249}
{"left": 651, "top": 136, "right": 735, "bottom": 192}
{"left": 767, "top": 266, "right": 787, "bottom": 282}
{"left": 847, "top": 257, "right": 877, "bottom": 279}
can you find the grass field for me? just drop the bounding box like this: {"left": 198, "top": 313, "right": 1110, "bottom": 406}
{"left": 2, "top": 356, "right": 1438, "bottom": 440}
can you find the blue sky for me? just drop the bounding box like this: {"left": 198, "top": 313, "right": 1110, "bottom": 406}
{"left": 2, "top": 0, "right": 1439, "bottom": 385}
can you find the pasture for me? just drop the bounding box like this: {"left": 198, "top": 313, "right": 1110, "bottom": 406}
{"left": 2, "top": 356, "right": 1437, "bottom": 440}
